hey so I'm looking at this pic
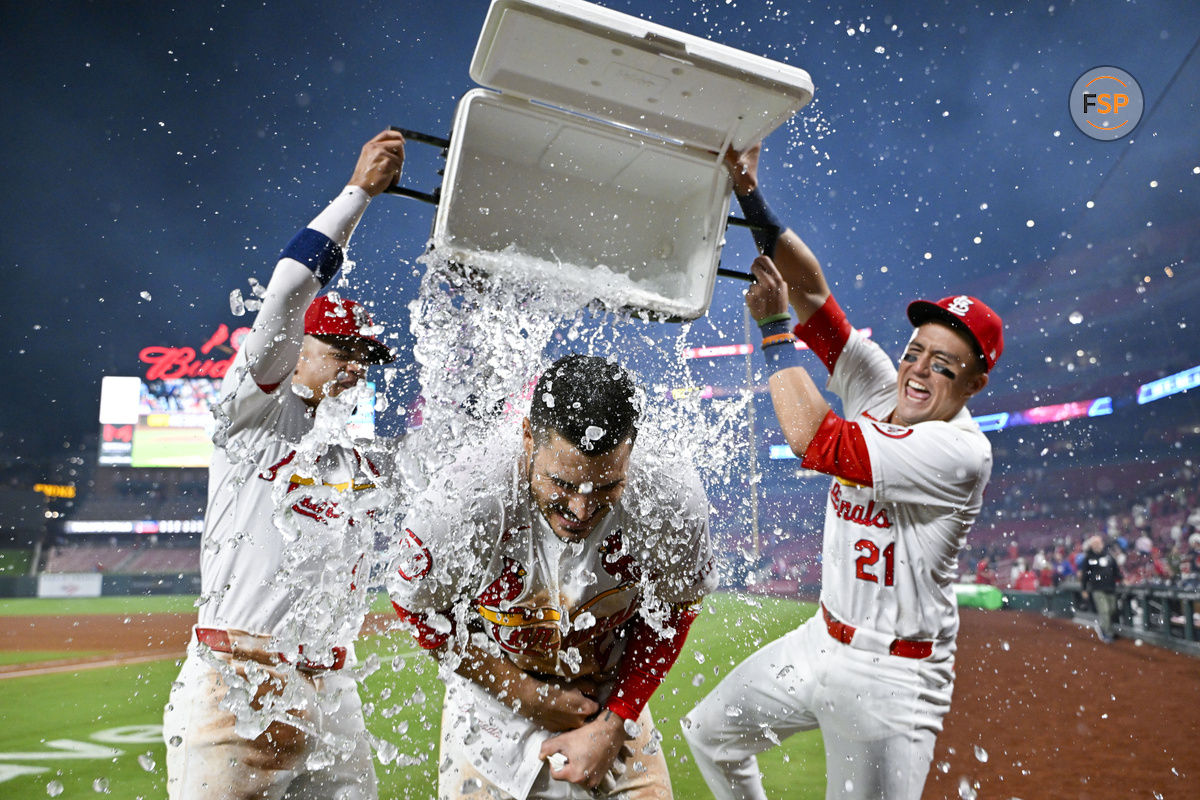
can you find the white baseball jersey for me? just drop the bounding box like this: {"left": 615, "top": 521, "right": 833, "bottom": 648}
{"left": 198, "top": 342, "right": 387, "bottom": 652}
{"left": 198, "top": 186, "right": 387, "bottom": 654}
{"left": 818, "top": 327, "right": 991, "bottom": 657}
{"left": 685, "top": 298, "right": 993, "bottom": 800}
{"left": 389, "top": 431, "right": 716, "bottom": 799}
{"left": 166, "top": 186, "right": 383, "bottom": 800}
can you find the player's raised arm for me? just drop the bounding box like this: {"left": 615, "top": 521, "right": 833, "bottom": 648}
{"left": 241, "top": 129, "right": 405, "bottom": 389}
{"left": 745, "top": 255, "right": 833, "bottom": 457}
{"left": 725, "top": 143, "right": 829, "bottom": 324}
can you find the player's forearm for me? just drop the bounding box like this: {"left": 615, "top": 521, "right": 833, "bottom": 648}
{"left": 243, "top": 187, "right": 371, "bottom": 385}
{"left": 736, "top": 188, "right": 829, "bottom": 324}
{"left": 606, "top": 602, "right": 698, "bottom": 721}
{"left": 451, "top": 640, "right": 559, "bottom": 721}
{"left": 775, "top": 230, "right": 832, "bottom": 325}
{"left": 768, "top": 367, "right": 832, "bottom": 457}
{"left": 452, "top": 640, "right": 537, "bottom": 706}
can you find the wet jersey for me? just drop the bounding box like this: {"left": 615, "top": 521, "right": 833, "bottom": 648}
{"left": 388, "top": 432, "right": 715, "bottom": 798}
{"left": 196, "top": 186, "right": 387, "bottom": 652}
{"left": 198, "top": 347, "right": 386, "bottom": 649}
{"left": 389, "top": 433, "right": 716, "bottom": 676}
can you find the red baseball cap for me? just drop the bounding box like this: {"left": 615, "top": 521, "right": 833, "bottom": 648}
{"left": 907, "top": 295, "right": 1003, "bottom": 372}
{"left": 303, "top": 295, "right": 394, "bottom": 365}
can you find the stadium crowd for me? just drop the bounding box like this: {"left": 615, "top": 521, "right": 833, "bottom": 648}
{"left": 963, "top": 466, "right": 1200, "bottom": 590}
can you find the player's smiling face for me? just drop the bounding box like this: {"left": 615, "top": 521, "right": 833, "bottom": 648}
{"left": 892, "top": 323, "right": 988, "bottom": 427}
{"left": 523, "top": 422, "right": 632, "bottom": 543}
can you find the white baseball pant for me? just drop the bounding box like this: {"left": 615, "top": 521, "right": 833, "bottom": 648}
{"left": 163, "top": 647, "right": 377, "bottom": 800}
{"left": 682, "top": 616, "right": 953, "bottom": 800}
{"left": 437, "top": 702, "right": 673, "bottom": 800}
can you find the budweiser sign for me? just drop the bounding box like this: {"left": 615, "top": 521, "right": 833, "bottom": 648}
{"left": 139, "top": 324, "right": 250, "bottom": 381}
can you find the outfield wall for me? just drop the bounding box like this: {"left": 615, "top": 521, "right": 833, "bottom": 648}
{"left": 0, "top": 572, "right": 200, "bottom": 598}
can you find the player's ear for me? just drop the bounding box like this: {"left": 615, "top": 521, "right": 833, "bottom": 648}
{"left": 522, "top": 417, "right": 535, "bottom": 460}
{"left": 962, "top": 369, "right": 988, "bottom": 399}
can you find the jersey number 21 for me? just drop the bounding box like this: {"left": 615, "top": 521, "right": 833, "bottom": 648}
{"left": 855, "top": 539, "right": 895, "bottom": 586}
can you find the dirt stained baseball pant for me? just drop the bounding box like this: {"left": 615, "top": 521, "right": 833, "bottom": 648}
{"left": 682, "top": 615, "right": 953, "bottom": 800}
{"left": 163, "top": 646, "right": 377, "bottom": 800}
{"left": 438, "top": 702, "right": 673, "bottom": 800}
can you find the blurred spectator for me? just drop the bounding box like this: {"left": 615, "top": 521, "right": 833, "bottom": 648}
{"left": 1053, "top": 547, "right": 1076, "bottom": 585}
{"left": 1033, "top": 549, "right": 1053, "bottom": 586}
{"left": 1013, "top": 558, "right": 1039, "bottom": 591}
{"left": 974, "top": 557, "right": 996, "bottom": 586}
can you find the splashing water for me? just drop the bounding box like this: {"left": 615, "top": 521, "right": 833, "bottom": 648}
{"left": 210, "top": 240, "right": 757, "bottom": 768}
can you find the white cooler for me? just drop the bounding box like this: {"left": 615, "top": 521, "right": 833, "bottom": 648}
{"left": 404, "top": 0, "right": 814, "bottom": 321}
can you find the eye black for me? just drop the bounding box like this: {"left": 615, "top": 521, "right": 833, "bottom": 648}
{"left": 931, "top": 363, "right": 957, "bottom": 380}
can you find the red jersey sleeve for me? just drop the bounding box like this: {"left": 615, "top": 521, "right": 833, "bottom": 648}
{"left": 794, "top": 295, "right": 853, "bottom": 373}
{"left": 390, "top": 601, "right": 453, "bottom": 650}
{"left": 800, "top": 409, "right": 874, "bottom": 487}
{"left": 605, "top": 602, "right": 699, "bottom": 721}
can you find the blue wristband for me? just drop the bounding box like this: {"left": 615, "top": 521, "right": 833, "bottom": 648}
{"left": 280, "top": 227, "right": 343, "bottom": 287}
{"left": 736, "top": 188, "right": 783, "bottom": 259}
{"left": 758, "top": 318, "right": 804, "bottom": 374}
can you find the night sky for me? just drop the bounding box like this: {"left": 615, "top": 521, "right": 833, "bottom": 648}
{"left": 5, "top": 0, "right": 1199, "bottom": 475}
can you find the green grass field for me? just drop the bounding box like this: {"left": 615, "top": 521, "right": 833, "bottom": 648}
{"left": 0, "top": 594, "right": 200, "bottom": 617}
{"left": 0, "top": 593, "right": 825, "bottom": 798}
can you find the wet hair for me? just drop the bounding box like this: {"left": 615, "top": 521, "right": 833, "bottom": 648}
{"left": 528, "top": 354, "right": 640, "bottom": 455}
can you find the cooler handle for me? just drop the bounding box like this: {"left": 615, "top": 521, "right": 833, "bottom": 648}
{"left": 383, "top": 126, "right": 450, "bottom": 206}
{"left": 718, "top": 215, "right": 781, "bottom": 281}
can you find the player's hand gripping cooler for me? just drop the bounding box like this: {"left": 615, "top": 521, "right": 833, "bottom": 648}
{"left": 387, "top": 0, "right": 814, "bottom": 321}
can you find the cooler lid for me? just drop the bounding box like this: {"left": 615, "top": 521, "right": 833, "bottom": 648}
{"left": 470, "top": 0, "right": 814, "bottom": 152}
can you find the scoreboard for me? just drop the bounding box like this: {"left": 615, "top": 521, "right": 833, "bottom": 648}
{"left": 98, "top": 376, "right": 379, "bottom": 468}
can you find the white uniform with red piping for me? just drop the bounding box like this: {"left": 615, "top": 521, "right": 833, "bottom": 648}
{"left": 163, "top": 186, "right": 385, "bottom": 800}
{"left": 389, "top": 434, "right": 716, "bottom": 800}
{"left": 684, "top": 296, "right": 992, "bottom": 800}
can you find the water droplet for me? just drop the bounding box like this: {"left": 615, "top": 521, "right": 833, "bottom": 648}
{"left": 92, "top": 777, "right": 110, "bottom": 793}
{"left": 46, "top": 781, "right": 64, "bottom": 797}
{"left": 623, "top": 718, "right": 642, "bottom": 738}
{"left": 138, "top": 752, "right": 156, "bottom": 772}
{"left": 168, "top": 735, "right": 183, "bottom": 747}
{"left": 139, "top": 290, "right": 152, "bottom": 301}
{"left": 974, "top": 745, "right": 988, "bottom": 763}
{"left": 1068, "top": 311, "right": 1083, "bottom": 325}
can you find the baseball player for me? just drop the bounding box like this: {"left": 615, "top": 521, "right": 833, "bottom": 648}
{"left": 683, "top": 144, "right": 1005, "bottom": 800}
{"left": 388, "top": 354, "right": 717, "bottom": 800}
{"left": 163, "top": 129, "right": 404, "bottom": 800}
